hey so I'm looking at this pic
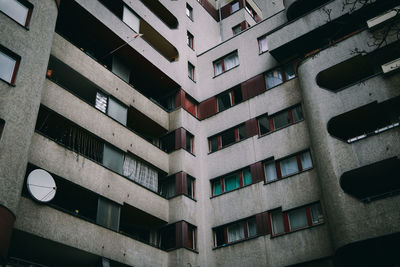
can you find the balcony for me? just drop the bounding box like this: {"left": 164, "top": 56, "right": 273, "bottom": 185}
{"left": 55, "top": 0, "right": 180, "bottom": 109}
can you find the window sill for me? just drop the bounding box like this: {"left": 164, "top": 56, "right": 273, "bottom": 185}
{"left": 210, "top": 180, "right": 262, "bottom": 199}
{"left": 188, "top": 76, "right": 196, "bottom": 83}
{"left": 0, "top": 77, "right": 16, "bottom": 87}
{"left": 213, "top": 64, "right": 240, "bottom": 79}
{"left": 264, "top": 167, "right": 314, "bottom": 185}
{"left": 270, "top": 222, "right": 325, "bottom": 239}
{"left": 258, "top": 119, "right": 304, "bottom": 140}
{"left": 213, "top": 235, "right": 260, "bottom": 250}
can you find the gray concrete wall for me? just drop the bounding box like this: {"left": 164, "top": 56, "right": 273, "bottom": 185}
{"left": 298, "top": 28, "right": 400, "bottom": 250}
{"left": 0, "top": 0, "right": 58, "bottom": 215}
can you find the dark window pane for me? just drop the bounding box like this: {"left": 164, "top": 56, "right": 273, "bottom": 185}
{"left": 258, "top": 116, "right": 270, "bottom": 135}
{"left": 273, "top": 111, "right": 290, "bottom": 129}
{"left": 186, "top": 132, "right": 193, "bottom": 153}
{"left": 209, "top": 136, "right": 219, "bottom": 152}
{"left": 221, "top": 129, "right": 235, "bottom": 147}
{"left": 103, "top": 144, "right": 124, "bottom": 174}
{"left": 284, "top": 63, "right": 296, "bottom": 80}
{"left": 187, "top": 176, "right": 194, "bottom": 198}
{"left": 215, "top": 227, "right": 225, "bottom": 246}
{"left": 161, "top": 132, "right": 175, "bottom": 153}
{"left": 233, "top": 86, "right": 243, "bottom": 104}
{"left": 292, "top": 105, "right": 303, "bottom": 122}
{"left": 271, "top": 210, "right": 285, "bottom": 235}
{"left": 238, "top": 124, "right": 246, "bottom": 140}
{"left": 159, "top": 225, "right": 176, "bottom": 250}
{"left": 218, "top": 92, "right": 232, "bottom": 112}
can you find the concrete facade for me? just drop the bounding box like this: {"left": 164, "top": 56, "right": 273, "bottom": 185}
{"left": 0, "top": 0, "right": 399, "bottom": 266}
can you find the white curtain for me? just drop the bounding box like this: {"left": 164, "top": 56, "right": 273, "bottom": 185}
{"left": 264, "top": 161, "right": 277, "bottom": 182}
{"left": 259, "top": 37, "right": 268, "bottom": 53}
{"left": 280, "top": 156, "right": 298, "bottom": 177}
{"left": 265, "top": 70, "right": 283, "bottom": 89}
{"left": 288, "top": 208, "right": 308, "bottom": 230}
{"left": 123, "top": 154, "right": 158, "bottom": 192}
{"left": 227, "top": 222, "right": 244, "bottom": 243}
{"left": 300, "top": 151, "right": 312, "bottom": 170}
{"left": 214, "top": 61, "right": 223, "bottom": 76}
{"left": 224, "top": 53, "right": 239, "bottom": 71}
{"left": 95, "top": 92, "right": 107, "bottom": 113}
{"left": 271, "top": 211, "right": 285, "bottom": 234}
{"left": 247, "top": 218, "right": 257, "bottom": 237}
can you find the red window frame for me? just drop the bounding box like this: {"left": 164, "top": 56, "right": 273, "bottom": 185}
{"left": 187, "top": 31, "right": 194, "bottom": 49}
{"left": 208, "top": 123, "right": 246, "bottom": 152}
{"left": 257, "top": 104, "right": 303, "bottom": 136}
{"left": 263, "top": 150, "right": 313, "bottom": 182}
{"left": 1, "top": 0, "right": 33, "bottom": 27}
{"left": 213, "top": 216, "right": 257, "bottom": 247}
{"left": 213, "top": 51, "right": 238, "bottom": 76}
{"left": 211, "top": 167, "right": 251, "bottom": 196}
{"left": 0, "top": 46, "right": 21, "bottom": 85}
{"left": 268, "top": 203, "right": 323, "bottom": 237}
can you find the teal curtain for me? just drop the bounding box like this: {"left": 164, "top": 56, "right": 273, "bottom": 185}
{"left": 243, "top": 168, "right": 252, "bottom": 185}
{"left": 225, "top": 174, "right": 240, "bottom": 192}
{"left": 213, "top": 180, "right": 222, "bottom": 195}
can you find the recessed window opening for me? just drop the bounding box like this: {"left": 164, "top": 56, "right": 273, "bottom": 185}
{"left": 188, "top": 62, "right": 195, "bottom": 81}
{"left": 265, "top": 61, "right": 297, "bottom": 89}
{"left": 211, "top": 167, "right": 251, "bottom": 196}
{"left": 213, "top": 51, "right": 239, "bottom": 76}
{"left": 217, "top": 85, "right": 243, "bottom": 112}
{"left": 0, "top": 46, "right": 20, "bottom": 85}
{"left": 0, "top": 0, "right": 33, "bottom": 27}
{"left": 258, "top": 35, "right": 268, "bottom": 53}
{"left": 186, "top": 3, "right": 193, "bottom": 20}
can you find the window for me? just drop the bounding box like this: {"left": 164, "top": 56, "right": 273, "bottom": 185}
{"left": 264, "top": 150, "right": 313, "bottom": 183}
{"left": 0, "top": 0, "right": 33, "bottom": 27}
{"left": 257, "top": 105, "right": 304, "bottom": 136}
{"left": 122, "top": 5, "right": 140, "bottom": 33}
{"left": 258, "top": 35, "right": 268, "bottom": 53}
{"left": 187, "top": 31, "right": 194, "bottom": 49}
{"left": 208, "top": 123, "right": 247, "bottom": 152}
{"left": 232, "top": 24, "right": 241, "bottom": 35}
{"left": 269, "top": 203, "right": 324, "bottom": 236}
{"left": 265, "top": 61, "right": 297, "bottom": 89}
{"left": 186, "top": 3, "right": 193, "bottom": 20}
{"left": 188, "top": 62, "right": 195, "bottom": 81}
{"left": 97, "top": 197, "right": 121, "bottom": 231}
{"left": 187, "top": 175, "right": 195, "bottom": 199}
{"left": 211, "top": 167, "right": 252, "bottom": 196}
{"left": 0, "top": 46, "right": 20, "bottom": 85}
{"left": 187, "top": 224, "right": 197, "bottom": 250}
{"left": 186, "top": 132, "right": 194, "bottom": 153}
{"left": 214, "top": 217, "right": 257, "bottom": 247}
{"left": 231, "top": 1, "right": 239, "bottom": 13}
{"left": 0, "top": 119, "right": 4, "bottom": 141}
{"left": 213, "top": 51, "right": 239, "bottom": 76}
{"left": 217, "top": 86, "right": 243, "bottom": 112}
{"left": 159, "top": 176, "right": 176, "bottom": 198}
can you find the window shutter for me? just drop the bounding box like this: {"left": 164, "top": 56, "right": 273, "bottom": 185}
{"left": 245, "top": 118, "right": 258, "bottom": 137}
{"left": 241, "top": 74, "right": 266, "bottom": 100}
{"left": 250, "top": 162, "right": 264, "bottom": 183}
{"left": 174, "top": 128, "right": 186, "bottom": 150}
{"left": 256, "top": 211, "right": 270, "bottom": 236}
{"left": 198, "top": 97, "right": 217, "bottom": 119}
{"left": 221, "top": 4, "right": 232, "bottom": 20}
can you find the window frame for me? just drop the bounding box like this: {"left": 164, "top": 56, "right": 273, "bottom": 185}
{"left": 268, "top": 202, "right": 324, "bottom": 237}
{"left": 264, "top": 61, "right": 298, "bottom": 90}
{"left": 188, "top": 62, "right": 195, "bottom": 81}
{"left": 213, "top": 51, "right": 239, "bottom": 77}
{"left": 186, "top": 3, "right": 193, "bottom": 20}
{"left": 230, "top": 1, "right": 240, "bottom": 13}
{"left": 0, "top": 0, "right": 33, "bottom": 28}
{"left": 263, "top": 150, "right": 313, "bottom": 184}
{"left": 208, "top": 123, "right": 247, "bottom": 153}
{"left": 213, "top": 216, "right": 257, "bottom": 247}
{"left": 211, "top": 167, "right": 252, "bottom": 197}
{"left": 187, "top": 31, "right": 194, "bottom": 49}
{"left": 0, "top": 45, "right": 21, "bottom": 85}
{"left": 232, "top": 24, "right": 241, "bottom": 35}
{"left": 257, "top": 104, "right": 304, "bottom": 136}
{"left": 258, "top": 35, "right": 268, "bottom": 54}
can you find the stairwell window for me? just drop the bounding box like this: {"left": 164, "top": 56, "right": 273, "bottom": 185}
{"left": 122, "top": 5, "right": 140, "bottom": 33}
{"left": 0, "top": 0, "right": 33, "bottom": 27}
{"left": 186, "top": 3, "right": 193, "bottom": 20}
{"left": 188, "top": 62, "right": 195, "bottom": 81}
{"left": 258, "top": 35, "right": 268, "bottom": 54}
{"left": 0, "top": 46, "right": 20, "bottom": 85}
{"left": 213, "top": 51, "right": 239, "bottom": 76}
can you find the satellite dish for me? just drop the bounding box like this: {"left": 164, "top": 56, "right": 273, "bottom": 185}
{"left": 27, "top": 169, "right": 57, "bottom": 202}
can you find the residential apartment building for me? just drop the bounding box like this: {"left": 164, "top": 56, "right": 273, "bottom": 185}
{"left": 0, "top": 0, "right": 399, "bottom": 266}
